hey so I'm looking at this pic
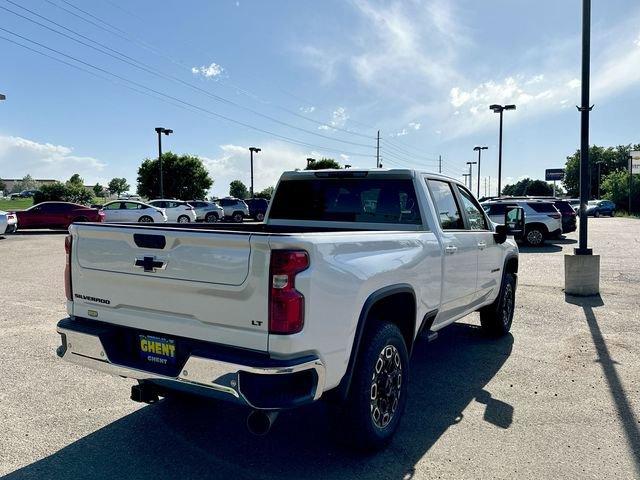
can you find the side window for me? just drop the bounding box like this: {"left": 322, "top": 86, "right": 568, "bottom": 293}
{"left": 103, "top": 202, "right": 120, "bottom": 210}
{"left": 457, "top": 187, "right": 489, "bottom": 230}
{"left": 427, "top": 180, "right": 464, "bottom": 230}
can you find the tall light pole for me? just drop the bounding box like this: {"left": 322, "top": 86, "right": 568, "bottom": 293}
{"left": 306, "top": 157, "right": 315, "bottom": 168}
{"left": 466, "top": 161, "right": 477, "bottom": 193}
{"left": 155, "top": 127, "right": 173, "bottom": 198}
{"left": 473, "top": 146, "right": 488, "bottom": 198}
{"left": 249, "top": 147, "right": 261, "bottom": 198}
{"left": 462, "top": 173, "right": 470, "bottom": 189}
{"left": 489, "top": 104, "right": 516, "bottom": 197}
{"left": 0, "top": 94, "right": 6, "bottom": 101}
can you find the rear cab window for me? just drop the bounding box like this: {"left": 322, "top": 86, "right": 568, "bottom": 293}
{"left": 269, "top": 176, "right": 422, "bottom": 226}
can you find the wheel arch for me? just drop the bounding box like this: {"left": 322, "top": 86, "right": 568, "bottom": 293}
{"left": 330, "top": 284, "right": 417, "bottom": 401}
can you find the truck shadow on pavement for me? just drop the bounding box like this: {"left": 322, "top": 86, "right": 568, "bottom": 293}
{"left": 6, "top": 323, "right": 514, "bottom": 480}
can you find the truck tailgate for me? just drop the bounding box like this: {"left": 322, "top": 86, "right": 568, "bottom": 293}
{"left": 69, "top": 224, "right": 270, "bottom": 351}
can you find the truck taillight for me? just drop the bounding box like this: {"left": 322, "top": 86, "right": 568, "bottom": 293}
{"left": 269, "top": 250, "right": 309, "bottom": 334}
{"left": 64, "top": 235, "right": 73, "bottom": 301}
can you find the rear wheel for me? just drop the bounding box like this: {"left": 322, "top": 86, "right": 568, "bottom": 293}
{"left": 594, "top": 210, "right": 600, "bottom": 218}
{"left": 138, "top": 215, "right": 153, "bottom": 223}
{"left": 255, "top": 212, "right": 265, "bottom": 222}
{"left": 232, "top": 212, "right": 244, "bottom": 223}
{"left": 205, "top": 212, "right": 219, "bottom": 223}
{"left": 331, "top": 321, "right": 409, "bottom": 451}
{"left": 480, "top": 272, "right": 516, "bottom": 336}
{"left": 525, "top": 226, "right": 545, "bottom": 246}
{"left": 177, "top": 215, "right": 190, "bottom": 223}
{"left": 610, "top": 210, "right": 615, "bottom": 217}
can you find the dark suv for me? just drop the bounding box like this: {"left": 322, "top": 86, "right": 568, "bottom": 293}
{"left": 244, "top": 198, "right": 269, "bottom": 221}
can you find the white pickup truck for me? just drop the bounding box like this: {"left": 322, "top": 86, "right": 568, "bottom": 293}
{"left": 57, "top": 169, "right": 523, "bottom": 450}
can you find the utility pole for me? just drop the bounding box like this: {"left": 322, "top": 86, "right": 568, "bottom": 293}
{"left": 249, "top": 147, "right": 261, "bottom": 198}
{"left": 155, "top": 127, "right": 173, "bottom": 198}
{"left": 438, "top": 155, "right": 442, "bottom": 173}
{"left": 466, "top": 161, "right": 477, "bottom": 193}
{"left": 376, "top": 130, "right": 380, "bottom": 168}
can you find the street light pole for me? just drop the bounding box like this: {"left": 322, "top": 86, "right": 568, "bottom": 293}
{"left": 462, "top": 173, "right": 470, "bottom": 189}
{"left": 155, "top": 127, "right": 173, "bottom": 198}
{"left": 489, "top": 104, "right": 516, "bottom": 197}
{"left": 466, "top": 161, "right": 477, "bottom": 192}
{"left": 306, "top": 158, "right": 315, "bottom": 168}
{"left": 249, "top": 147, "right": 261, "bottom": 198}
{"left": 473, "top": 146, "right": 488, "bottom": 198}
{"left": 576, "top": 0, "right": 592, "bottom": 255}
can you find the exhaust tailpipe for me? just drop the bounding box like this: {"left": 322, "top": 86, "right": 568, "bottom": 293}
{"left": 246, "top": 410, "right": 279, "bottom": 436}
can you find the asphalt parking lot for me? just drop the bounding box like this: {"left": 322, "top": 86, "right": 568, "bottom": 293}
{"left": 1, "top": 218, "right": 639, "bottom": 479}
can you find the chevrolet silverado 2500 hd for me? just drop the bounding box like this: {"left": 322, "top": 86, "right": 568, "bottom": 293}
{"left": 57, "top": 169, "right": 523, "bottom": 450}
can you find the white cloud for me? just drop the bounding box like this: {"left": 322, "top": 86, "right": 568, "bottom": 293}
{"left": 392, "top": 128, "right": 408, "bottom": 137}
{"left": 408, "top": 122, "right": 421, "bottom": 130}
{"left": 567, "top": 78, "right": 581, "bottom": 89}
{"left": 318, "top": 107, "right": 349, "bottom": 131}
{"left": 299, "top": 106, "right": 315, "bottom": 113}
{"left": 191, "top": 62, "right": 224, "bottom": 78}
{"left": 635, "top": 34, "right": 640, "bottom": 47}
{"left": 0, "top": 135, "right": 106, "bottom": 183}
{"left": 202, "top": 142, "right": 311, "bottom": 198}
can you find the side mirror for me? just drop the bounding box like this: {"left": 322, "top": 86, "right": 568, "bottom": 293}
{"left": 494, "top": 206, "right": 525, "bottom": 244}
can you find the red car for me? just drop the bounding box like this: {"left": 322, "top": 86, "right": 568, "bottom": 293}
{"left": 14, "top": 202, "right": 104, "bottom": 230}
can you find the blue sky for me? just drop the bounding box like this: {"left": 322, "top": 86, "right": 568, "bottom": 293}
{"left": 1, "top": 0, "right": 639, "bottom": 197}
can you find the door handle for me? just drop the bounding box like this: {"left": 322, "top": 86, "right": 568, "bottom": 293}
{"left": 445, "top": 245, "right": 458, "bottom": 254}
{"left": 477, "top": 241, "right": 487, "bottom": 250}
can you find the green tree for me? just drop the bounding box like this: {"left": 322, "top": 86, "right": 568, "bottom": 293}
{"left": 0, "top": 178, "right": 6, "bottom": 193}
{"left": 255, "top": 186, "right": 275, "bottom": 200}
{"left": 93, "top": 183, "right": 104, "bottom": 197}
{"left": 305, "top": 158, "right": 341, "bottom": 170}
{"left": 229, "top": 180, "right": 249, "bottom": 199}
{"left": 11, "top": 174, "right": 38, "bottom": 193}
{"left": 33, "top": 182, "right": 68, "bottom": 204}
{"left": 67, "top": 173, "right": 84, "bottom": 187}
{"left": 137, "top": 152, "right": 212, "bottom": 199}
{"left": 501, "top": 178, "right": 557, "bottom": 196}
{"left": 108, "top": 177, "right": 130, "bottom": 197}
{"left": 563, "top": 144, "right": 640, "bottom": 198}
{"left": 601, "top": 170, "right": 640, "bottom": 213}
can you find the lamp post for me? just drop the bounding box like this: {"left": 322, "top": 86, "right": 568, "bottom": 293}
{"left": 154, "top": 127, "right": 173, "bottom": 198}
{"left": 344, "top": 164, "right": 352, "bottom": 169}
{"left": 462, "top": 173, "right": 470, "bottom": 189}
{"left": 489, "top": 104, "right": 516, "bottom": 197}
{"left": 0, "top": 94, "right": 5, "bottom": 101}
{"left": 249, "top": 147, "right": 261, "bottom": 198}
{"left": 306, "top": 157, "right": 315, "bottom": 168}
{"left": 466, "top": 161, "right": 477, "bottom": 195}
{"left": 473, "top": 146, "right": 488, "bottom": 198}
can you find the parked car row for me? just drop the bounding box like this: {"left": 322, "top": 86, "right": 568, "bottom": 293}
{"left": 1, "top": 197, "right": 270, "bottom": 233}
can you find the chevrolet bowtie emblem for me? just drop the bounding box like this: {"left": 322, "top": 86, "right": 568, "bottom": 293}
{"left": 134, "top": 256, "right": 166, "bottom": 272}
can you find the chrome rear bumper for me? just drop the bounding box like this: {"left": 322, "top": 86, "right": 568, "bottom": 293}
{"left": 57, "top": 318, "right": 325, "bottom": 409}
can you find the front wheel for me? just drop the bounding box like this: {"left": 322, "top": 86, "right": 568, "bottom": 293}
{"left": 177, "top": 215, "right": 190, "bottom": 223}
{"left": 138, "top": 215, "right": 153, "bottom": 223}
{"left": 232, "top": 212, "right": 244, "bottom": 223}
{"left": 331, "top": 321, "right": 409, "bottom": 451}
{"left": 480, "top": 272, "right": 516, "bottom": 336}
{"left": 255, "top": 212, "right": 265, "bottom": 222}
{"left": 204, "top": 212, "right": 218, "bottom": 223}
{"left": 594, "top": 210, "right": 600, "bottom": 218}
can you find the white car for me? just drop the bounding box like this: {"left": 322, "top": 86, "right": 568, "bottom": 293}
{"left": 148, "top": 199, "right": 197, "bottom": 223}
{"left": 101, "top": 200, "right": 167, "bottom": 223}
{"left": 0, "top": 210, "right": 18, "bottom": 234}
{"left": 58, "top": 169, "right": 522, "bottom": 450}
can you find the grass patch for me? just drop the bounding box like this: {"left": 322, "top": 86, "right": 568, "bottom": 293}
{"left": 0, "top": 197, "right": 33, "bottom": 211}
{"left": 614, "top": 211, "right": 640, "bottom": 219}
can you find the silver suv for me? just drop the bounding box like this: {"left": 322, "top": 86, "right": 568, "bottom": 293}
{"left": 215, "top": 197, "right": 250, "bottom": 222}
{"left": 188, "top": 200, "right": 225, "bottom": 223}
{"left": 482, "top": 199, "right": 562, "bottom": 246}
